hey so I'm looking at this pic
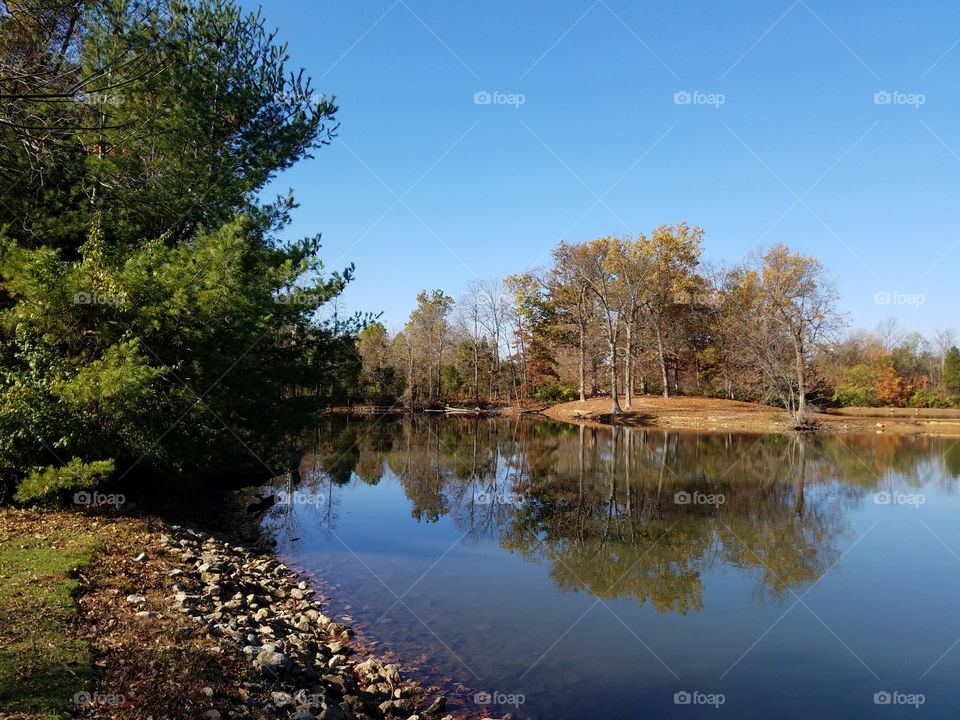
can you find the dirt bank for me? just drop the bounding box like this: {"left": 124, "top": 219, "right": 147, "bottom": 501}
{"left": 541, "top": 395, "right": 960, "bottom": 437}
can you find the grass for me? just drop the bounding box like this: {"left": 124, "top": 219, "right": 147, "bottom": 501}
{"left": 0, "top": 511, "right": 99, "bottom": 719}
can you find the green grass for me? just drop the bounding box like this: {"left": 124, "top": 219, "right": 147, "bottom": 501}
{"left": 0, "top": 519, "right": 98, "bottom": 719}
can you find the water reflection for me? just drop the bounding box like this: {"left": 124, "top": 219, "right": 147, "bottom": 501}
{"left": 268, "top": 417, "right": 957, "bottom": 613}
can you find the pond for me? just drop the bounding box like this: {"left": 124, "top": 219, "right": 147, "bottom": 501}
{"left": 262, "top": 416, "right": 960, "bottom": 719}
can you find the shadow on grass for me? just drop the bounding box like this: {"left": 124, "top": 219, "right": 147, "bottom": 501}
{"left": 0, "top": 522, "right": 97, "bottom": 718}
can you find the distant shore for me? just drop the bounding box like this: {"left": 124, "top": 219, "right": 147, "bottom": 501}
{"left": 540, "top": 396, "right": 960, "bottom": 437}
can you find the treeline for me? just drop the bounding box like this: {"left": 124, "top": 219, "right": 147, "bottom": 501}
{"left": 352, "top": 227, "right": 960, "bottom": 415}
{"left": 0, "top": 0, "right": 357, "bottom": 502}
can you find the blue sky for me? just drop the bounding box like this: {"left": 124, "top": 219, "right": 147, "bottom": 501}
{"left": 248, "top": 0, "right": 960, "bottom": 335}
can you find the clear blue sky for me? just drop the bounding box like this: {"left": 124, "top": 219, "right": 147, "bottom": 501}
{"left": 247, "top": 0, "right": 960, "bottom": 335}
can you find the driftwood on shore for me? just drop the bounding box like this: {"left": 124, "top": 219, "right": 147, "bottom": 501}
{"left": 443, "top": 405, "right": 484, "bottom": 415}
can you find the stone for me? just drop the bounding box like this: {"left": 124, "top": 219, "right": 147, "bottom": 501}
{"left": 135, "top": 610, "right": 158, "bottom": 619}
{"left": 134, "top": 552, "right": 148, "bottom": 562}
{"left": 253, "top": 650, "right": 290, "bottom": 676}
{"left": 201, "top": 710, "right": 221, "bottom": 719}
{"left": 270, "top": 691, "right": 294, "bottom": 708}
{"left": 423, "top": 696, "right": 445, "bottom": 715}
{"left": 126, "top": 594, "right": 147, "bottom": 605}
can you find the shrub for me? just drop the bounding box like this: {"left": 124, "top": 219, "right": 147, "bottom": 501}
{"left": 534, "top": 379, "right": 578, "bottom": 402}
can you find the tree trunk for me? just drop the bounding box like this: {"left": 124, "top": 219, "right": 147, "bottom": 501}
{"left": 655, "top": 325, "right": 670, "bottom": 398}
{"left": 624, "top": 322, "right": 633, "bottom": 409}
{"left": 609, "top": 340, "right": 622, "bottom": 414}
{"left": 795, "top": 341, "right": 807, "bottom": 418}
{"left": 578, "top": 323, "right": 586, "bottom": 401}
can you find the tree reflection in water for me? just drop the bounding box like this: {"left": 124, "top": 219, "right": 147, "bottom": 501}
{"left": 272, "top": 416, "right": 956, "bottom": 614}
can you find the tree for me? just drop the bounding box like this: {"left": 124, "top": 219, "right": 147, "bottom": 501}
{"left": 640, "top": 223, "right": 703, "bottom": 398}
{"left": 572, "top": 237, "right": 626, "bottom": 414}
{"left": 550, "top": 242, "right": 596, "bottom": 402}
{"left": 754, "top": 244, "right": 844, "bottom": 418}
{"left": 945, "top": 346, "right": 960, "bottom": 398}
{"left": 0, "top": 0, "right": 350, "bottom": 501}
{"left": 405, "top": 290, "right": 453, "bottom": 401}
{"left": 610, "top": 235, "right": 649, "bottom": 408}
{"left": 357, "top": 322, "right": 398, "bottom": 402}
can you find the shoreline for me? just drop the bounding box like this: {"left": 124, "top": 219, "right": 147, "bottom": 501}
{"left": 1, "top": 509, "right": 473, "bottom": 720}
{"left": 539, "top": 395, "right": 960, "bottom": 438}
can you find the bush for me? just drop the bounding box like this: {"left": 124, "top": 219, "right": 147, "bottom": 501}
{"left": 831, "top": 364, "right": 879, "bottom": 407}
{"left": 534, "top": 379, "right": 578, "bottom": 402}
{"left": 909, "top": 389, "right": 956, "bottom": 409}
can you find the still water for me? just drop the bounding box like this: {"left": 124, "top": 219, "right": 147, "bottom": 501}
{"left": 262, "top": 417, "right": 960, "bottom": 719}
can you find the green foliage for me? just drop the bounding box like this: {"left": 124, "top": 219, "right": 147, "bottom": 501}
{"left": 13, "top": 459, "right": 115, "bottom": 504}
{"left": 0, "top": 0, "right": 359, "bottom": 500}
{"left": 440, "top": 364, "right": 463, "bottom": 396}
{"left": 832, "top": 364, "right": 879, "bottom": 407}
{"left": 534, "top": 379, "right": 578, "bottom": 402}
{"left": 945, "top": 347, "right": 960, "bottom": 397}
{"left": 909, "top": 388, "right": 955, "bottom": 409}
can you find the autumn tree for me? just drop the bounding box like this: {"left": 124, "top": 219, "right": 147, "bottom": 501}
{"left": 550, "top": 242, "right": 597, "bottom": 401}
{"left": 753, "top": 244, "right": 844, "bottom": 418}
{"left": 640, "top": 223, "right": 703, "bottom": 398}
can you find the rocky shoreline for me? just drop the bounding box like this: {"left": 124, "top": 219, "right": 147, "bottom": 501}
{"left": 151, "top": 523, "right": 465, "bottom": 720}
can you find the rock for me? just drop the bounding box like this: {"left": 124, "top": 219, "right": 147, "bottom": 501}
{"left": 126, "top": 594, "right": 147, "bottom": 605}
{"left": 134, "top": 552, "right": 148, "bottom": 562}
{"left": 423, "top": 696, "right": 445, "bottom": 715}
{"left": 253, "top": 650, "right": 290, "bottom": 676}
{"left": 290, "top": 712, "right": 314, "bottom": 720}
{"left": 201, "top": 687, "right": 214, "bottom": 697}
{"left": 201, "top": 711, "right": 221, "bottom": 719}
{"left": 270, "top": 691, "right": 294, "bottom": 708}
{"left": 318, "top": 706, "right": 350, "bottom": 720}
{"left": 135, "top": 610, "right": 158, "bottom": 619}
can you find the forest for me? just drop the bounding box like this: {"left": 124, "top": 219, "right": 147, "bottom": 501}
{"left": 1, "top": 0, "right": 958, "bottom": 508}
{"left": 353, "top": 232, "right": 960, "bottom": 416}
